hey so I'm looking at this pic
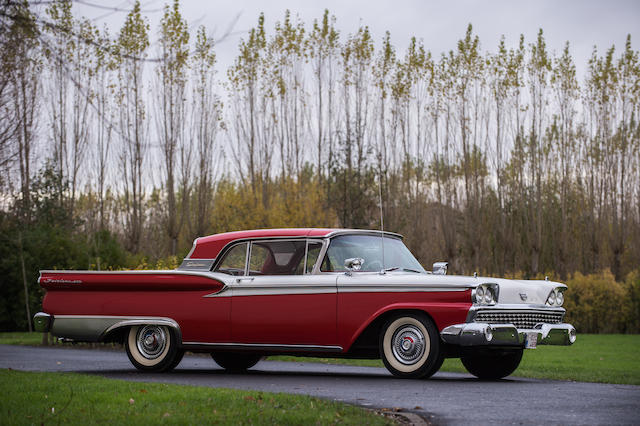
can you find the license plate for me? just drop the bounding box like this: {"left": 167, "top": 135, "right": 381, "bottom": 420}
{"left": 525, "top": 332, "right": 538, "bottom": 349}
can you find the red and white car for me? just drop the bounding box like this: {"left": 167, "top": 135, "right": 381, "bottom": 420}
{"left": 34, "top": 228, "right": 576, "bottom": 379}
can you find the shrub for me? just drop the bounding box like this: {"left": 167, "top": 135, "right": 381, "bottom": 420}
{"left": 624, "top": 270, "right": 640, "bottom": 333}
{"left": 563, "top": 270, "right": 627, "bottom": 333}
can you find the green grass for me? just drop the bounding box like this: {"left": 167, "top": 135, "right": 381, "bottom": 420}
{"left": 270, "top": 334, "right": 640, "bottom": 385}
{"left": 3, "top": 332, "right": 639, "bottom": 385}
{"left": 0, "top": 369, "right": 392, "bottom": 425}
{"left": 0, "top": 331, "right": 44, "bottom": 345}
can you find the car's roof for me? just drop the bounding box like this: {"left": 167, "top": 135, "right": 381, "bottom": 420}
{"left": 187, "top": 228, "right": 402, "bottom": 259}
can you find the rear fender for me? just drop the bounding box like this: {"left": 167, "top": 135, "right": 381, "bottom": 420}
{"left": 50, "top": 315, "right": 182, "bottom": 343}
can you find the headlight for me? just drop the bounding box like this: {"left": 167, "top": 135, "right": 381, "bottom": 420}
{"left": 484, "top": 289, "right": 493, "bottom": 304}
{"left": 547, "top": 292, "right": 556, "bottom": 305}
{"left": 474, "top": 283, "right": 499, "bottom": 305}
{"left": 546, "top": 288, "right": 565, "bottom": 306}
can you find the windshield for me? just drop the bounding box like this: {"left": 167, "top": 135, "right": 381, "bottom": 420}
{"left": 320, "top": 234, "right": 425, "bottom": 273}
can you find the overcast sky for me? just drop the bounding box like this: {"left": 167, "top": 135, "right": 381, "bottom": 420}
{"left": 72, "top": 0, "right": 640, "bottom": 80}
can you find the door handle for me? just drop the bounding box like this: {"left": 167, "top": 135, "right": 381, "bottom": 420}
{"left": 236, "top": 277, "right": 255, "bottom": 283}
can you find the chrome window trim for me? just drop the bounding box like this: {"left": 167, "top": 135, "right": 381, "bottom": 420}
{"left": 313, "top": 238, "right": 330, "bottom": 274}
{"left": 212, "top": 241, "right": 249, "bottom": 276}
{"left": 306, "top": 239, "right": 325, "bottom": 274}
{"left": 325, "top": 229, "right": 403, "bottom": 239}
{"left": 184, "top": 237, "right": 200, "bottom": 259}
{"left": 245, "top": 241, "right": 252, "bottom": 275}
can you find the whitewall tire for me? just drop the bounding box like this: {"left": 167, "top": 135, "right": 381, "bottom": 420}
{"left": 125, "top": 325, "right": 183, "bottom": 372}
{"left": 379, "top": 313, "right": 443, "bottom": 379}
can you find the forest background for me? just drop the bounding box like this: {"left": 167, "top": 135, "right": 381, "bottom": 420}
{"left": 0, "top": 1, "right": 638, "bottom": 333}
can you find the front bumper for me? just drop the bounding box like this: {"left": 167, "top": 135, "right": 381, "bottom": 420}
{"left": 441, "top": 322, "right": 577, "bottom": 347}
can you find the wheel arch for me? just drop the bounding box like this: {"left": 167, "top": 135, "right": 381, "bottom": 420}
{"left": 346, "top": 306, "right": 439, "bottom": 355}
{"left": 101, "top": 318, "right": 182, "bottom": 345}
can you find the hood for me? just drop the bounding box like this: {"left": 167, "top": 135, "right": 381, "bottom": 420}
{"left": 475, "top": 276, "right": 565, "bottom": 305}
{"left": 341, "top": 272, "right": 564, "bottom": 306}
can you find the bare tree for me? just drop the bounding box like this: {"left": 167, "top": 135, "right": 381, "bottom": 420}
{"left": 44, "top": 0, "right": 96, "bottom": 216}
{"left": 155, "top": 0, "right": 189, "bottom": 255}
{"left": 227, "top": 13, "right": 272, "bottom": 204}
{"left": 190, "top": 25, "right": 222, "bottom": 237}
{"left": 308, "top": 9, "right": 339, "bottom": 181}
{"left": 115, "top": 0, "right": 149, "bottom": 252}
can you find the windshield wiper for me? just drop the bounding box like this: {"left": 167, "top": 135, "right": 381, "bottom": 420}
{"left": 382, "top": 267, "right": 424, "bottom": 274}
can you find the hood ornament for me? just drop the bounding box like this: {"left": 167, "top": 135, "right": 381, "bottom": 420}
{"left": 519, "top": 292, "right": 528, "bottom": 301}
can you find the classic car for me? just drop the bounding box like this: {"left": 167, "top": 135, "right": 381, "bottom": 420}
{"left": 33, "top": 228, "right": 576, "bottom": 379}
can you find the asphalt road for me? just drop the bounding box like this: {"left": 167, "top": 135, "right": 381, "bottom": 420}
{"left": 1, "top": 345, "right": 639, "bottom": 425}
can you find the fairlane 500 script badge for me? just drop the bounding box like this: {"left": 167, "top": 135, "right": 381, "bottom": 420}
{"left": 41, "top": 278, "right": 82, "bottom": 284}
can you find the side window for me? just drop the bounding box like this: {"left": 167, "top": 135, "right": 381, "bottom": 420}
{"left": 249, "top": 240, "right": 306, "bottom": 275}
{"left": 248, "top": 244, "right": 269, "bottom": 276}
{"left": 305, "top": 241, "right": 323, "bottom": 274}
{"left": 215, "top": 243, "right": 248, "bottom": 276}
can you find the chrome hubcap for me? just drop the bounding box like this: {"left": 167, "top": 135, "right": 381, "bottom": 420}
{"left": 391, "top": 325, "right": 426, "bottom": 365}
{"left": 136, "top": 325, "right": 167, "bottom": 360}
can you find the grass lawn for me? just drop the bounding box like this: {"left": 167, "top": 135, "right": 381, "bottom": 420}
{"left": 0, "top": 369, "right": 392, "bottom": 425}
{"left": 0, "top": 331, "right": 44, "bottom": 345}
{"left": 3, "top": 332, "right": 639, "bottom": 385}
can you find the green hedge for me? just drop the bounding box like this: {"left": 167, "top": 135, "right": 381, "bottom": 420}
{"left": 564, "top": 270, "right": 640, "bottom": 333}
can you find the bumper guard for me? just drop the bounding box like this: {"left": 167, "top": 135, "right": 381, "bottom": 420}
{"left": 33, "top": 312, "right": 52, "bottom": 333}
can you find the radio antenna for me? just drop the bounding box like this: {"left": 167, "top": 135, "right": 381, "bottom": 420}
{"left": 378, "top": 158, "right": 385, "bottom": 271}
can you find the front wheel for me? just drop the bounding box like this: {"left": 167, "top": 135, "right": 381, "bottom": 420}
{"left": 379, "top": 313, "right": 444, "bottom": 379}
{"left": 211, "top": 353, "right": 262, "bottom": 372}
{"left": 461, "top": 348, "right": 523, "bottom": 380}
{"left": 125, "top": 325, "right": 183, "bottom": 372}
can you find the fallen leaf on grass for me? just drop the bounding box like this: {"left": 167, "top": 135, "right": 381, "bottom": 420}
{"left": 139, "top": 389, "right": 148, "bottom": 394}
{"left": 244, "top": 396, "right": 255, "bottom": 401}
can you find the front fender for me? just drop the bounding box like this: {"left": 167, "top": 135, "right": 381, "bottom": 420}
{"left": 343, "top": 300, "right": 472, "bottom": 351}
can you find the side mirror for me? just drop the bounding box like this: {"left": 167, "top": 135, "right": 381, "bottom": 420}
{"left": 344, "top": 257, "right": 364, "bottom": 274}
{"left": 433, "top": 262, "right": 448, "bottom": 275}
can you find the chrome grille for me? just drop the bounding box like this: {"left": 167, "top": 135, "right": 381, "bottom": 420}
{"left": 474, "top": 310, "right": 564, "bottom": 329}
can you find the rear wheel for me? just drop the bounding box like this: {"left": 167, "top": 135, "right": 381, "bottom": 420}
{"left": 125, "top": 325, "right": 183, "bottom": 372}
{"left": 379, "top": 313, "right": 443, "bottom": 379}
{"left": 211, "top": 353, "right": 262, "bottom": 372}
{"left": 461, "top": 348, "right": 523, "bottom": 380}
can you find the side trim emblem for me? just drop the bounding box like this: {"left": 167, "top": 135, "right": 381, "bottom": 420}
{"left": 519, "top": 293, "right": 528, "bottom": 301}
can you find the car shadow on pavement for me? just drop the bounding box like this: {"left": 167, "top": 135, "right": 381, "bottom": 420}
{"left": 78, "top": 366, "right": 528, "bottom": 385}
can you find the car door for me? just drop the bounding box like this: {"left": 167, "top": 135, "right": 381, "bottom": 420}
{"left": 230, "top": 239, "right": 339, "bottom": 348}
